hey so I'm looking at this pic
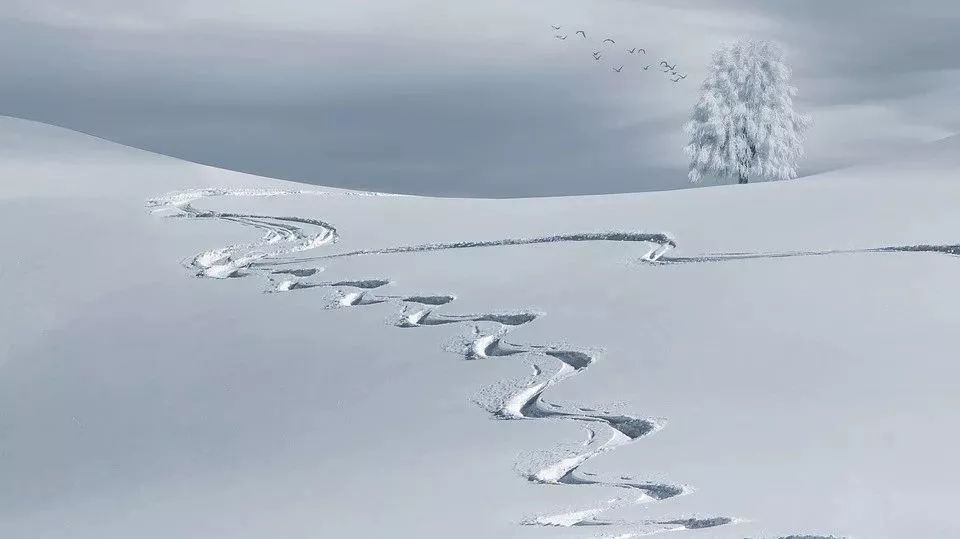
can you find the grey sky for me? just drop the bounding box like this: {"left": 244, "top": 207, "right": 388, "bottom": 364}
{"left": 2, "top": 0, "right": 958, "bottom": 197}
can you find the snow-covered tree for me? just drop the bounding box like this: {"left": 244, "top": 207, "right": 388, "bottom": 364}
{"left": 684, "top": 40, "right": 810, "bottom": 184}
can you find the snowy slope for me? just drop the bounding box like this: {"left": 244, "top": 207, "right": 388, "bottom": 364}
{"left": 2, "top": 116, "right": 959, "bottom": 539}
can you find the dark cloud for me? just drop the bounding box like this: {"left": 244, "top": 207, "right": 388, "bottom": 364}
{"left": 1, "top": 1, "right": 958, "bottom": 196}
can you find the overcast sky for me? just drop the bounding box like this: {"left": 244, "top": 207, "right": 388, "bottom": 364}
{"left": 2, "top": 0, "right": 959, "bottom": 197}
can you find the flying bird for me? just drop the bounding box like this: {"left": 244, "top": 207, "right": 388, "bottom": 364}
{"left": 627, "top": 48, "right": 637, "bottom": 54}
{"left": 671, "top": 75, "right": 683, "bottom": 82}
{"left": 551, "top": 25, "right": 562, "bottom": 30}
{"left": 661, "top": 61, "right": 677, "bottom": 70}
{"left": 638, "top": 48, "right": 646, "bottom": 54}
{"left": 603, "top": 38, "right": 616, "bottom": 44}
{"left": 642, "top": 65, "right": 651, "bottom": 70}
{"left": 576, "top": 30, "right": 586, "bottom": 38}
{"left": 555, "top": 34, "right": 567, "bottom": 40}
{"left": 593, "top": 51, "right": 602, "bottom": 59}
{"left": 613, "top": 65, "right": 624, "bottom": 73}
{"left": 594, "top": 54, "right": 603, "bottom": 61}
{"left": 675, "top": 74, "right": 688, "bottom": 79}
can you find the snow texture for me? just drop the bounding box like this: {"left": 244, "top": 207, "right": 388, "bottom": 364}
{"left": 3, "top": 116, "right": 959, "bottom": 539}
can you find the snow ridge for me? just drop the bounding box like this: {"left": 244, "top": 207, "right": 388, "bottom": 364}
{"left": 149, "top": 188, "right": 843, "bottom": 538}
{"left": 146, "top": 186, "right": 402, "bottom": 210}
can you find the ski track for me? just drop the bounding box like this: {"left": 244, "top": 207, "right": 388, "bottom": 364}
{"left": 149, "top": 188, "right": 864, "bottom": 538}
{"left": 276, "top": 232, "right": 678, "bottom": 264}
{"left": 650, "top": 243, "right": 960, "bottom": 265}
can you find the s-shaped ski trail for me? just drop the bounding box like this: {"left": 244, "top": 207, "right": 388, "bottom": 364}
{"left": 150, "top": 188, "right": 869, "bottom": 538}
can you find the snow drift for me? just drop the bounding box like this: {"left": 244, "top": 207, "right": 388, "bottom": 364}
{"left": 2, "top": 116, "right": 959, "bottom": 539}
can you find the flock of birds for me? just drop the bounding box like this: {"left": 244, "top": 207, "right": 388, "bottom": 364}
{"left": 550, "top": 25, "right": 688, "bottom": 82}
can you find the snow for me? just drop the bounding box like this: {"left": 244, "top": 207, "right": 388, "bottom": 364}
{"left": 2, "top": 115, "right": 960, "bottom": 539}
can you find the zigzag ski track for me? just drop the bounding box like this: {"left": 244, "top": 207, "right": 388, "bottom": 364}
{"left": 150, "top": 188, "right": 867, "bottom": 538}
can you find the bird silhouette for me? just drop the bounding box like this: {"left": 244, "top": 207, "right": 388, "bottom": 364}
{"left": 555, "top": 34, "right": 567, "bottom": 40}
{"left": 642, "top": 65, "right": 651, "bottom": 70}
{"left": 551, "top": 25, "right": 562, "bottom": 30}
{"left": 594, "top": 54, "right": 603, "bottom": 61}
{"left": 613, "top": 65, "right": 624, "bottom": 73}
{"left": 638, "top": 48, "right": 646, "bottom": 54}
{"left": 671, "top": 76, "right": 682, "bottom": 83}
{"left": 593, "top": 51, "right": 602, "bottom": 59}
{"left": 627, "top": 48, "right": 637, "bottom": 54}
{"left": 661, "top": 61, "right": 677, "bottom": 70}
{"left": 576, "top": 30, "right": 586, "bottom": 38}
{"left": 675, "top": 74, "right": 688, "bottom": 79}
{"left": 602, "top": 38, "right": 616, "bottom": 44}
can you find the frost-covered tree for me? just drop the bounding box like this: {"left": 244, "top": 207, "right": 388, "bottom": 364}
{"left": 684, "top": 40, "right": 810, "bottom": 184}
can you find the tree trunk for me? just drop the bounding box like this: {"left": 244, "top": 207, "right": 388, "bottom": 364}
{"left": 738, "top": 173, "right": 748, "bottom": 184}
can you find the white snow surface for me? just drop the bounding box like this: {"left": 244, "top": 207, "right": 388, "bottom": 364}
{"left": 2, "top": 116, "right": 960, "bottom": 539}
